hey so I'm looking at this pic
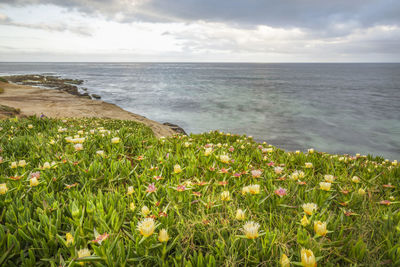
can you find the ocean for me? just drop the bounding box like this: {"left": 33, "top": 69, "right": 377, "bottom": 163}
{"left": 0, "top": 62, "right": 399, "bottom": 159}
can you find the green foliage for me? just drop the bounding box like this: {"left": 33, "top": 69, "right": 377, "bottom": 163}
{"left": 0, "top": 77, "right": 8, "bottom": 83}
{"left": 0, "top": 116, "right": 399, "bottom": 266}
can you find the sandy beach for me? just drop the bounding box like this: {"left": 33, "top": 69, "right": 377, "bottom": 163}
{"left": 0, "top": 80, "right": 176, "bottom": 137}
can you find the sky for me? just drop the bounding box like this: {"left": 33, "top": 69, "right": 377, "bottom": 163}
{"left": 0, "top": 0, "right": 399, "bottom": 62}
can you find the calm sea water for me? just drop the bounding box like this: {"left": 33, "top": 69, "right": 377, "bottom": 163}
{"left": 0, "top": 63, "right": 399, "bottom": 159}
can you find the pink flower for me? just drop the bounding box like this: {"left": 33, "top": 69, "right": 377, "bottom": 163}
{"left": 267, "top": 162, "right": 275, "bottom": 166}
{"left": 228, "top": 146, "right": 235, "bottom": 152}
{"left": 91, "top": 233, "right": 110, "bottom": 245}
{"left": 380, "top": 200, "right": 391, "bottom": 206}
{"left": 146, "top": 183, "right": 157, "bottom": 193}
{"left": 274, "top": 187, "right": 287, "bottom": 197}
{"left": 251, "top": 169, "right": 262, "bottom": 178}
{"left": 233, "top": 172, "right": 241, "bottom": 178}
{"left": 30, "top": 172, "right": 40, "bottom": 179}
{"left": 177, "top": 185, "right": 186, "bottom": 192}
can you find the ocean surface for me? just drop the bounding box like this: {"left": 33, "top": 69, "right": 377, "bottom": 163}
{"left": 0, "top": 62, "right": 399, "bottom": 159}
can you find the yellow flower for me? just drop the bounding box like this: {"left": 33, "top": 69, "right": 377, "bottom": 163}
{"left": 302, "top": 203, "right": 317, "bottom": 215}
{"left": 296, "top": 150, "right": 301, "bottom": 154}
{"left": 130, "top": 202, "right": 136, "bottom": 211}
{"left": 308, "top": 148, "right": 314, "bottom": 154}
{"left": 77, "top": 130, "right": 84, "bottom": 135}
{"left": 314, "top": 221, "right": 327, "bottom": 236}
{"left": 30, "top": 177, "right": 39, "bottom": 187}
{"left": 352, "top": 176, "right": 360, "bottom": 183}
{"left": 42, "top": 162, "right": 50, "bottom": 169}
{"left": 174, "top": 164, "right": 182, "bottom": 174}
{"left": 358, "top": 188, "right": 366, "bottom": 195}
{"left": 77, "top": 248, "right": 91, "bottom": 265}
{"left": 28, "top": 124, "right": 33, "bottom": 129}
{"left": 138, "top": 218, "right": 155, "bottom": 237}
{"left": 301, "top": 215, "right": 310, "bottom": 226}
{"left": 158, "top": 229, "right": 169, "bottom": 242}
{"left": 66, "top": 232, "right": 74, "bottom": 246}
{"left": 280, "top": 253, "right": 290, "bottom": 267}
{"left": 74, "top": 144, "right": 83, "bottom": 151}
{"left": 111, "top": 137, "right": 120, "bottom": 144}
{"left": 266, "top": 148, "right": 273, "bottom": 153}
{"left": 18, "top": 160, "right": 27, "bottom": 167}
{"left": 236, "top": 209, "right": 245, "bottom": 220}
{"left": 0, "top": 183, "right": 8, "bottom": 195}
{"left": 243, "top": 221, "right": 260, "bottom": 239}
{"left": 127, "top": 186, "right": 134, "bottom": 195}
{"left": 96, "top": 150, "right": 105, "bottom": 156}
{"left": 49, "top": 139, "right": 55, "bottom": 145}
{"left": 220, "top": 154, "right": 230, "bottom": 164}
{"left": 141, "top": 205, "right": 150, "bottom": 216}
{"left": 184, "top": 142, "right": 191, "bottom": 147}
{"left": 204, "top": 147, "right": 212, "bottom": 156}
{"left": 319, "top": 182, "right": 331, "bottom": 191}
{"left": 247, "top": 184, "right": 260, "bottom": 195}
{"left": 305, "top": 162, "right": 313, "bottom": 168}
{"left": 301, "top": 248, "right": 316, "bottom": 267}
{"left": 220, "top": 191, "right": 230, "bottom": 201}
{"left": 324, "top": 174, "right": 335, "bottom": 183}
{"left": 10, "top": 161, "right": 17, "bottom": 169}
{"left": 242, "top": 186, "right": 250, "bottom": 195}
{"left": 393, "top": 160, "right": 398, "bottom": 166}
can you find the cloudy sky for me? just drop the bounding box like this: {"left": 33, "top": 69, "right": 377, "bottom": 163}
{"left": 0, "top": 0, "right": 399, "bottom": 62}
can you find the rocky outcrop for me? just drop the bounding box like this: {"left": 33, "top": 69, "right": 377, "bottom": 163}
{"left": 163, "top": 122, "right": 187, "bottom": 135}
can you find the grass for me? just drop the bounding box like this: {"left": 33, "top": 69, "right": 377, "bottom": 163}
{"left": 0, "top": 77, "right": 8, "bottom": 83}
{"left": 0, "top": 116, "right": 399, "bottom": 266}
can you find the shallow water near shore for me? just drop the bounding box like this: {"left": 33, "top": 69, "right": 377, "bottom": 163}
{"left": 1, "top": 62, "right": 399, "bottom": 159}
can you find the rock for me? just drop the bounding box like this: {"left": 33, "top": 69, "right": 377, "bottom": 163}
{"left": 91, "top": 94, "right": 101, "bottom": 99}
{"left": 163, "top": 122, "right": 187, "bottom": 135}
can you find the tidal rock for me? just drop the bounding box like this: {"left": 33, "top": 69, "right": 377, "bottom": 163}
{"left": 163, "top": 122, "right": 187, "bottom": 135}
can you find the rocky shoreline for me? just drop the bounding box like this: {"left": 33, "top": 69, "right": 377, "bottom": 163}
{"left": 0, "top": 74, "right": 186, "bottom": 135}
{"left": 2, "top": 74, "right": 102, "bottom": 99}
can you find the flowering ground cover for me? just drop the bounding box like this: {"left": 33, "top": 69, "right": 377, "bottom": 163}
{"left": 0, "top": 116, "right": 399, "bottom": 266}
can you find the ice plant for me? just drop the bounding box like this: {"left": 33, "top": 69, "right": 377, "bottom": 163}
{"left": 158, "top": 229, "right": 169, "bottom": 242}
{"left": 302, "top": 203, "right": 317, "bottom": 215}
{"left": 130, "top": 202, "right": 135, "bottom": 211}
{"left": 77, "top": 248, "right": 91, "bottom": 265}
{"left": 138, "top": 218, "right": 155, "bottom": 237}
{"left": 305, "top": 162, "right": 313, "bottom": 168}
{"left": 314, "top": 221, "right": 327, "bottom": 236}
{"left": 251, "top": 169, "right": 262, "bottom": 178}
{"left": 30, "top": 177, "right": 39, "bottom": 187}
{"left": 220, "top": 191, "right": 230, "bottom": 201}
{"left": 324, "top": 174, "right": 335, "bottom": 183}
{"left": 96, "top": 150, "right": 105, "bottom": 156}
{"left": 111, "top": 137, "right": 120, "bottom": 144}
{"left": 204, "top": 147, "right": 212, "bottom": 156}
{"left": 352, "top": 176, "right": 360, "bottom": 183}
{"left": 242, "top": 221, "right": 260, "bottom": 239}
{"left": 236, "top": 209, "right": 245, "bottom": 220}
{"left": 280, "top": 254, "right": 290, "bottom": 267}
{"left": 301, "top": 215, "right": 310, "bottom": 226}
{"left": 219, "top": 154, "right": 230, "bottom": 164}
{"left": 319, "top": 182, "right": 331, "bottom": 191}
{"left": 358, "top": 188, "right": 366, "bottom": 195}
{"left": 66, "top": 232, "right": 74, "bottom": 246}
{"left": 141, "top": 205, "right": 150, "bottom": 216}
{"left": 174, "top": 164, "right": 182, "bottom": 174}
{"left": 18, "top": 160, "right": 26, "bottom": 167}
{"left": 308, "top": 148, "right": 314, "bottom": 154}
{"left": 28, "top": 124, "right": 33, "bottom": 129}
{"left": 0, "top": 183, "right": 8, "bottom": 195}
{"left": 146, "top": 183, "right": 157, "bottom": 193}
{"left": 274, "top": 187, "right": 287, "bottom": 197}
{"left": 10, "top": 161, "right": 17, "bottom": 169}
{"left": 74, "top": 144, "right": 83, "bottom": 151}
{"left": 301, "top": 249, "right": 316, "bottom": 267}
{"left": 127, "top": 186, "right": 134, "bottom": 195}
{"left": 274, "top": 167, "right": 284, "bottom": 174}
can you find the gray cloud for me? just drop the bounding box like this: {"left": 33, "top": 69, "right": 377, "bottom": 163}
{"left": 2, "top": 0, "right": 400, "bottom": 30}
{"left": 0, "top": 13, "right": 92, "bottom": 36}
